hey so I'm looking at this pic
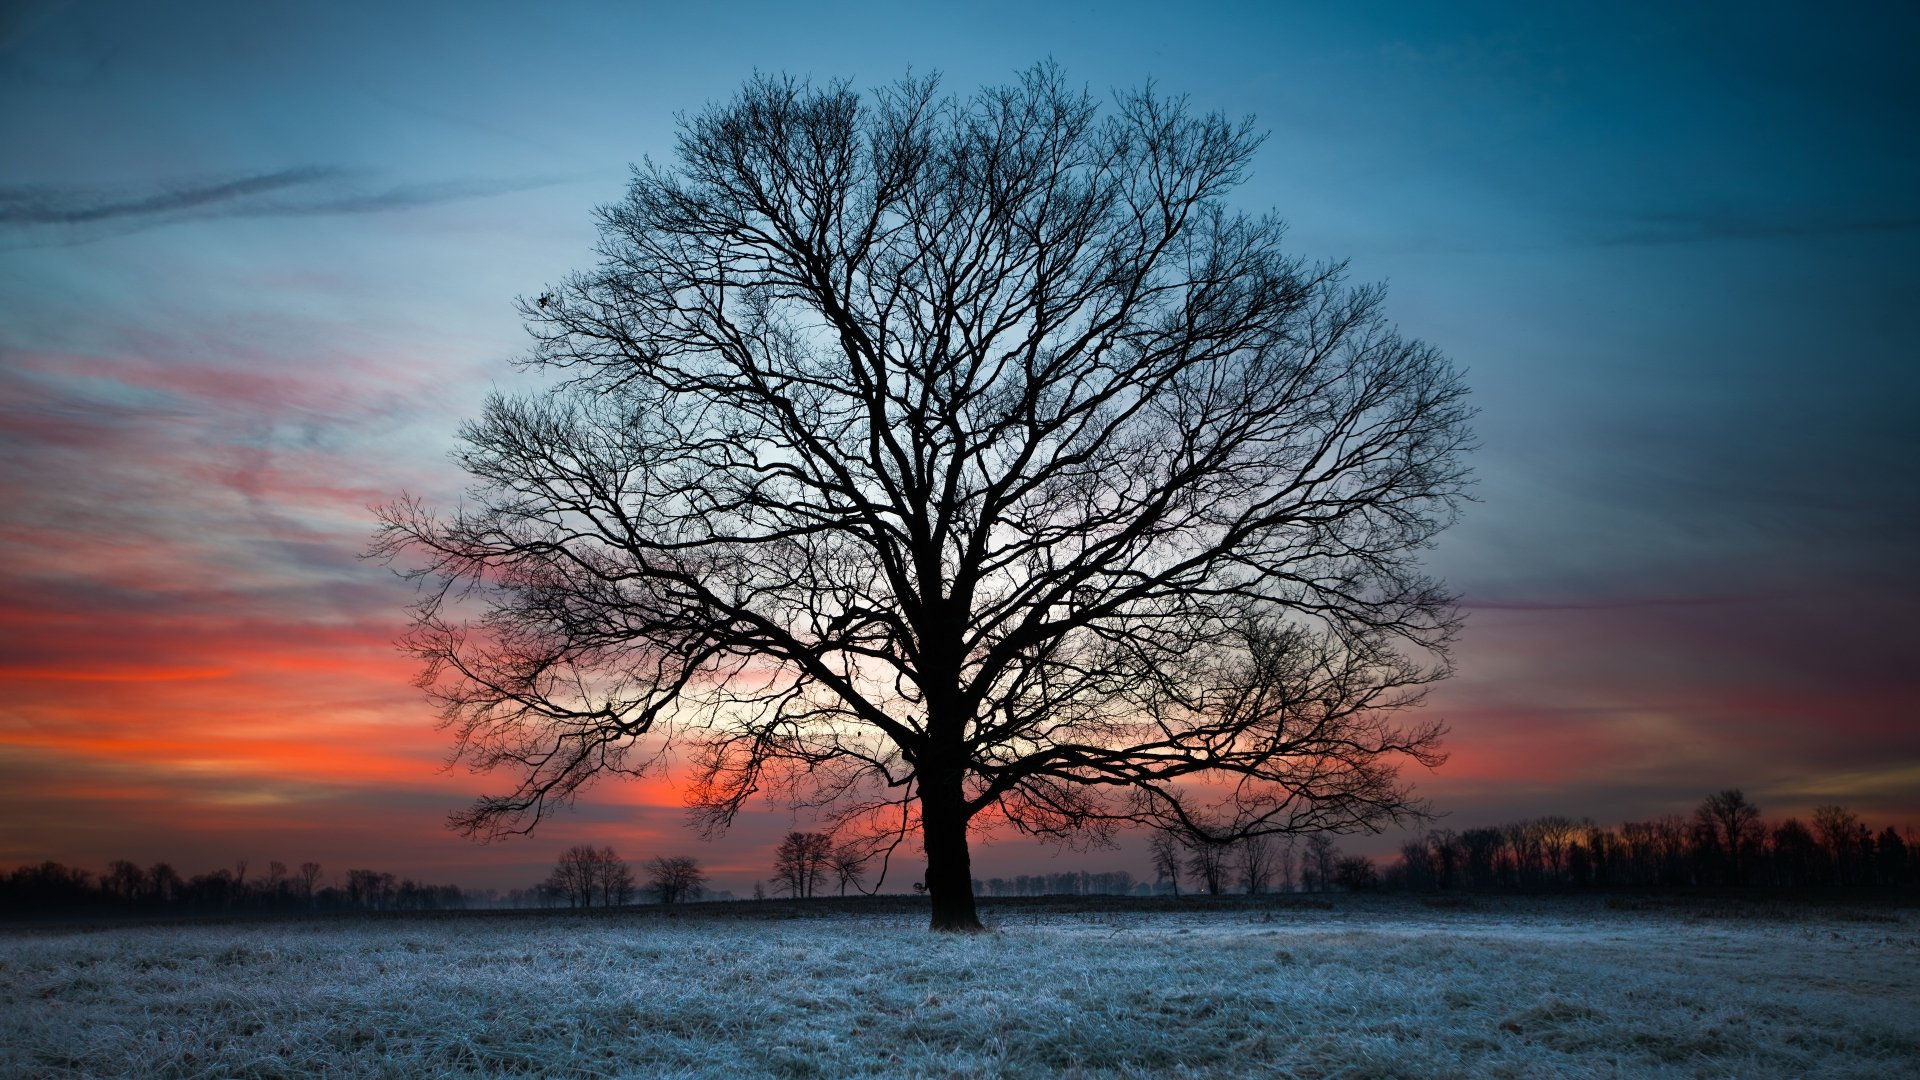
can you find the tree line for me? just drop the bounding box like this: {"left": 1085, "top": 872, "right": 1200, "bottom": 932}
{"left": 1382, "top": 791, "right": 1916, "bottom": 892}
{"left": 0, "top": 858, "right": 470, "bottom": 916}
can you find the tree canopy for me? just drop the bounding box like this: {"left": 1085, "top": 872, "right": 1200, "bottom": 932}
{"left": 375, "top": 64, "right": 1473, "bottom": 929}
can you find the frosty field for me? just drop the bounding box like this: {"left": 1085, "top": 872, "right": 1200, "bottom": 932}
{"left": 3, "top": 897, "right": 1915, "bottom": 1079}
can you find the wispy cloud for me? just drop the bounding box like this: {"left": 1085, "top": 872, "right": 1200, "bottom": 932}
{"left": 0, "top": 166, "right": 345, "bottom": 225}
{"left": 0, "top": 167, "right": 569, "bottom": 243}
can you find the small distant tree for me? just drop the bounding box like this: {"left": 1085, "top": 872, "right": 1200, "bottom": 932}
{"left": 1875, "top": 827, "right": 1907, "bottom": 887}
{"left": 547, "top": 844, "right": 604, "bottom": 908}
{"left": 647, "top": 856, "right": 706, "bottom": 904}
{"left": 829, "top": 843, "right": 871, "bottom": 896}
{"left": 1334, "top": 855, "right": 1378, "bottom": 891}
{"left": 297, "top": 861, "right": 323, "bottom": 904}
{"left": 771, "top": 831, "right": 834, "bottom": 898}
{"left": 1770, "top": 819, "right": 1821, "bottom": 887}
{"left": 1811, "top": 805, "right": 1867, "bottom": 885}
{"left": 1301, "top": 834, "right": 1339, "bottom": 892}
{"left": 104, "top": 860, "right": 144, "bottom": 904}
{"left": 1237, "top": 835, "right": 1276, "bottom": 895}
{"left": 598, "top": 848, "right": 636, "bottom": 905}
{"left": 1184, "top": 837, "right": 1231, "bottom": 896}
{"left": 1693, "top": 790, "right": 1763, "bottom": 885}
{"left": 146, "top": 862, "right": 182, "bottom": 905}
{"left": 1150, "top": 833, "right": 1184, "bottom": 896}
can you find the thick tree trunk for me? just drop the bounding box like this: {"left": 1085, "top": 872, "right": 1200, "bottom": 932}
{"left": 920, "top": 767, "right": 984, "bottom": 932}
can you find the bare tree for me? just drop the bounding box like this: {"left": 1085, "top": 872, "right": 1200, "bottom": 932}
{"left": 1694, "top": 790, "right": 1763, "bottom": 885}
{"left": 598, "top": 847, "right": 636, "bottom": 905}
{"left": 1301, "top": 834, "right": 1339, "bottom": 892}
{"left": 547, "top": 844, "right": 624, "bottom": 908}
{"left": 1149, "top": 833, "right": 1184, "bottom": 896}
{"left": 1184, "top": 837, "right": 1232, "bottom": 896}
{"left": 829, "top": 842, "right": 871, "bottom": 896}
{"left": 646, "top": 855, "right": 706, "bottom": 904}
{"left": 1811, "top": 804, "right": 1867, "bottom": 886}
{"left": 297, "top": 861, "right": 322, "bottom": 905}
{"left": 771, "top": 831, "right": 834, "bottom": 898}
{"left": 1237, "top": 834, "right": 1276, "bottom": 895}
{"left": 374, "top": 64, "right": 1471, "bottom": 931}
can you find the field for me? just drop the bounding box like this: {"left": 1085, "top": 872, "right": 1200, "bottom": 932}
{"left": 3, "top": 895, "right": 1915, "bottom": 1078}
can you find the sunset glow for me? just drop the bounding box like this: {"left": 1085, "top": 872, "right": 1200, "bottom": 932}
{"left": 3, "top": 1, "right": 1914, "bottom": 896}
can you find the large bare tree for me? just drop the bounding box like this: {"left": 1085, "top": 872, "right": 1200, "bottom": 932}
{"left": 374, "top": 65, "right": 1472, "bottom": 931}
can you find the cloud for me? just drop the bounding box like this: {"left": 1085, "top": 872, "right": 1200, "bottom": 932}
{"left": 0, "top": 166, "right": 345, "bottom": 225}
{"left": 0, "top": 166, "right": 569, "bottom": 243}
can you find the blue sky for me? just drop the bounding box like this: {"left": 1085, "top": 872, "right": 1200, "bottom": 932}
{"left": 2, "top": 1, "right": 1915, "bottom": 892}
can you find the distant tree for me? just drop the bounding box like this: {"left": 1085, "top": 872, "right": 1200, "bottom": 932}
{"left": 598, "top": 848, "right": 636, "bottom": 905}
{"left": 297, "top": 861, "right": 323, "bottom": 904}
{"left": 544, "top": 845, "right": 632, "bottom": 907}
{"left": 1334, "top": 855, "right": 1378, "bottom": 891}
{"left": 1301, "top": 834, "right": 1339, "bottom": 893}
{"left": 1458, "top": 828, "right": 1503, "bottom": 890}
{"left": 1811, "top": 805, "right": 1866, "bottom": 886}
{"left": 1692, "top": 790, "right": 1763, "bottom": 885}
{"left": 104, "top": 860, "right": 144, "bottom": 904}
{"left": 373, "top": 63, "right": 1473, "bottom": 932}
{"left": 1150, "top": 833, "right": 1184, "bottom": 896}
{"left": 1535, "top": 816, "right": 1581, "bottom": 883}
{"left": 1875, "top": 827, "right": 1907, "bottom": 887}
{"left": 771, "top": 831, "right": 834, "bottom": 898}
{"left": 1184, "top": 838, "right": 1232, "bottom": 896}
{"left": 647, "top": 856, "right": 706, "bottom": 904}
{"left": 829, "top": 843, "right": 871, "bottom": 896}
{"left": 1237, "top": 835, "right": 1276, "bottom": 895}
{"left": 1770, "top": 819, "right": 1821, "bottom": 887}
{"left": 1274, "top": 836, "right": 1299, "bottom": 893}
{"left": 146, "top": 862, "right": 182, "bottom": 905}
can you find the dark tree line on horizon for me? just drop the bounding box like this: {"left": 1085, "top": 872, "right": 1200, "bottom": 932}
{"left": 1383, "top": 791, "right": 1917, "bottom": 893}
{"left": 0, "top": 858, "right": 471, "bottom": 917}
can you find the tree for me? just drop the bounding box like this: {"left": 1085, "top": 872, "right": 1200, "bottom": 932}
{"left": 771, "top": 830, "right": 834, "bottom": 898}
{"left": 601, "top": 851, "right": 637, "bottom": 905}
{"left": 374, "top": 64, "right": 1471, "bottom": 931}
{"left": 297, "top": 861, "right": 323, "bottom": 905}
{"left": 646, "top": 855, "right": 706, "bottom": 904}
{"left": 829, "top": 842, "right": 872, "bottom": 896}
{"left": 1301, "top": 834, "right": 1339, "bottom": 892}
{"left": 1333, "top": 855, "right": 1378, "bottom": 891}
{"left": 1149, "top": 832, "right": 1184, "bottom": 896}
{"left": 1237, "top": 834, "right": 1276, "bottom": 895}
{"left": 546, "top": 844, "right": 601, "bottom": 908}
{"left": 1811, "top": 805, "right": 1868, "bottom": 885}
{"left": 1692, "top": 790, "right": 1763, "bottom": 885}
{"left": 1184, "top": 836, "right": 1231, "bottom": 896}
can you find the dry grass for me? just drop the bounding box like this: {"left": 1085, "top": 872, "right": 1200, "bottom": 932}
{"left": 3, "top": 898, "right": 1915, "bottom": 1078}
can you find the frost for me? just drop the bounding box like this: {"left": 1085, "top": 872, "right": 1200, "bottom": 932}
{"left": 1, "top": 899, "right": 1913, "bottom": 1077}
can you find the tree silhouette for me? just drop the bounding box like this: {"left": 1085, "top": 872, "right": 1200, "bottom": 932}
{"left": 374, "top": 64, "right": 1471, "bottom": 931}
{"left": 771, "top": 831, "right": 833, "bottom": 898}
{"left": 646, "top": 855, "right": 706, "bottom": 904}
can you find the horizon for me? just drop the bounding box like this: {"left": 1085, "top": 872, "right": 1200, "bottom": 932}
{"left": 3, "top": 2, "right": 1917, "bottom": 898}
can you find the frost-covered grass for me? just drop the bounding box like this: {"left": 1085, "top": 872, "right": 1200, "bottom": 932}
{"left": 3, "top": 897, "right": 1915, "bottom": 1078}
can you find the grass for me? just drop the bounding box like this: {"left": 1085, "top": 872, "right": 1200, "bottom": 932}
{"left": 3, "top": 895, "right": 1915, "bottom": 1078}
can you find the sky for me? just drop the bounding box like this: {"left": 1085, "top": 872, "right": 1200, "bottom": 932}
{"left": 2, "top": 0, "right": 1915, "bottom": 895}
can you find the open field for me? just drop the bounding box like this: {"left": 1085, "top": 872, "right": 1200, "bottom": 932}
{"left": 4, "top": 895, "right": 1916, "bottom": 1078}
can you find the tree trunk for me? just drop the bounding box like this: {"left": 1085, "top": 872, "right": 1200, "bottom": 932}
{"left": 920, "top": 767, "right": 984, "bottom": 932}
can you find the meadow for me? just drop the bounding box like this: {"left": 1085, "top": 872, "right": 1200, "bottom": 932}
{"left": 3, "top": 895, "right": 1914, "bottom": 1078}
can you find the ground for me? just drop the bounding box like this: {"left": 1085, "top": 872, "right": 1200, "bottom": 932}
{"left": 3, "top": 895, "right": 1915, "bottom": 1078}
